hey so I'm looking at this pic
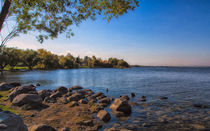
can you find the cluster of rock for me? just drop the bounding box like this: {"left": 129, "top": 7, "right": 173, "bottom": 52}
{"left": 0, "top": 82, "right": 135, "bottom": 130}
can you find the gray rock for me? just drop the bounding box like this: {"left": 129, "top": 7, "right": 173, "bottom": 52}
{"left": 59, "top": 127, "right": 70, "bottom": 131}
{"left": 97, "top": 110, "right": 111, "bottom": 122}
{"left": 9, "top": 82, "right": 21, "bottom": 87}
{"left": 0, "top": 83, "right": 14, "bottom": 91}
{"left": 38, "top": 90, "right": 52, "bottom": 100}
{"left": 69, "top": 86, "right": 83, "bottom": 90}
{"left": 68, "top": 92, "right": 84, "bottom": 101}
{"left": 0, "top": 111, "right": 28, "bottom": 131}
{"left": 131, "top": 93, "right": 135, "bottom": 97}
{"left": 120, "top": 95, "right": 130, "bottom": 101}
{"left": 12, "top": 94, "right": 42, "bottom": 107}
{"left": 29, "top": 124, "right": 56, "bottom": 131}
{"left": 50, "top": 91, "right": 62, "bottom": 99}
{"left": 8, "top": 85, "right": 37, "bottom": 102}
{"left": 110, "top": 98, "right": 132, "bottom": 115}
{"left": 55, "top": 86, "right": 68, "bottom": 95}
{"left": 99, "top": 97, "right": 111, "bottom": 104}
{"left": 78, "top": 99, "right": 88, "bottom": 104}
{"left": 92, "top": 92, "right": 103, "bottom": 98}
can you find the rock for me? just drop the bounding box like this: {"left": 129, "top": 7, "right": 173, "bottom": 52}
{"left": 86, "top": 91, "right": 94, "bottom": 97}
{"left": 0, "top": 111, "right": 28, "bottom": 131}
{"left": 50, "top": 92, "right": 62, "bottom": 99}
{"left": 90, "top": 104, "right": 104, "bottom": 113}
{"left": 9, "top": 82, "right": 21, "bottom": 87}
{"left": 191, "top": 124, "right": 205, "bottom": 130}
{"left": 159, "top": 96, "right": 168, "bottom": 100}
{"left": 68, "top": 101, "right": 79, "bottom": 107}
{"left": 68, "top": 92, "right": 84, "bottom": 101}
{"left": 92, "top": 92, "right": 103, "bottom": 98}
{"left": 0, "top": 83, "right": 14, "bottom": 91}
{"left": 106, "top": 88, "right": 109, "bottom": 92}
{"left": 120, "top": 95, "right": 130, "bottom": 100}
{"left": 29, "top": 124, "right": 56, "bottom": 131}
{"left": 97, "top": 110, "right": 111, "bottom": 122}
{"left": 12, "top": 94, "right": 42, "bottom": 107}
{"left": 9, "top": 85, "right": 37, "bottom": 102}
{"left": 110, "top": 98, "right": 132, "bottom": 115}
{"left": 141, "top": 96, "right": 146, "bottom": 101}
{"left": 55, "top": 86, "right": 68, "bottom": 95}
{"left": 131, "top": 93, "right": 135, "bottom": 97}
{"left": 38, "top": 90, "right": 51, "bottom": 100}
{"left": 99, "top": 97, "right": 111, "bottom": 104}
{"left": 79, "top": 99, "right": 88, "bottom": 104}
{"left": 59, "top": 127, "right": 70, "bottom": 131}
{"left": 193, "top": 104, "right": 210, "bottom": 109}
{"left": 76, "top": 120, "right": 93, "bottom": 126}
{"left": 104, "top": 127, "right": 119, "bottom": 131}
{"left": 36, "top": 83, "right": 41, "bottom": 86}
{"left": 97, "top": 94, "right": 107, "bottom": 100}
{"left": 78, "top": 90, "right": 88, "bottom": 95}
{"left": 69, "top": 85, "right": 83, "bottom": 90}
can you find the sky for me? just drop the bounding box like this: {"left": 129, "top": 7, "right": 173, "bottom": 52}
{"left": 5, "top": 0, "right": 210, "bottom": 66}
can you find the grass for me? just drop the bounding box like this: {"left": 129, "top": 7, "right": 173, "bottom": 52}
{"left": 3, "top": 66, "right": 29, "bottom": 71}
{"left": 0, "top": 90, "right": 17, "bottom": 114}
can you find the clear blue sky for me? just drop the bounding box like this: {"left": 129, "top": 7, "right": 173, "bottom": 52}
{"left": 7, "top": 0, "right": 210, "bottom": 66}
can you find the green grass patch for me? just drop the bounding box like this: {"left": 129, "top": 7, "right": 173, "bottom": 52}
{"left": 0, "top": 91, "right": 10, "bottom": 100}
{"left": 0, "top": 91, "right": 16, "bottom": 114}
{"left": 0, "top": 105, "right": 17, "bottom": 114}
{"left": 3, "top": 66, "right": 29, "bottom": 70}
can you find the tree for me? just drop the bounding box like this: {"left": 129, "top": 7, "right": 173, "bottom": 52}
{"left": 6, "top": 47, "right": 21, "bottom": 70}
{"left": 117, "top": 59, "right": 129, "bottom": 68}
{"left": 0, "top": 0, "right": 139, "bottom": 49}
{"left": 0, "top": 48, "right": 9, "bottom": 73}
{"left": 22, "top": 49, "right": 39, "bottom": 70}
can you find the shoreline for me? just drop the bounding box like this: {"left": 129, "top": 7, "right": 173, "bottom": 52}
{"left": 0, "top": 82, "right": 210, "bottom": 131}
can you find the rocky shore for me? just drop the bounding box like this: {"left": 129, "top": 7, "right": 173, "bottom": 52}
{"left": 0, "top": 82, "right": 210, "bottom": 131}
{"left": 0, "top": 82, "right": 134, "bottom": 131}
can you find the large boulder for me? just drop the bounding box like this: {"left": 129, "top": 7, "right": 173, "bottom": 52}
{"left": 110, "top": 98, "right": 132, "bottom": 115}
{"left": 69, "top": 85, "right": 83, "bottom": 90}
{"left": 12, "top": 94, "right": 42, "bottom": 107}
{"left": 49, "top": 92, "right": 62, "bottom": 99}
{"left": 29, "top": 124, "right": 56, "bottom": 131}
{"left": 97, "top": 110, "right": 111, "bottom": 122}
{"left": 8, "top": 85, "right": 37, "bottom": 102}
{"left": 68, "top": 92, "right": 84, "bottom": 101}
{"left": 0, "top": 111, "right": 28, "bottom": 131}
{"left": 92, "top": 92, "right": 103, "bottom": 98}
{"left": 38, "top": 90, "right": 52, "bottom": 100}
{"left": 99, "top": 97, "right": 111, "bottom": 104}
{"left": 9, "top": 82, "right": 21, "bottom": 87}
{"left": 0, "top": 83, "right": 14, "bottom": 91}
{"left": 54, "top": 86, "right": 68, "bottom": 95}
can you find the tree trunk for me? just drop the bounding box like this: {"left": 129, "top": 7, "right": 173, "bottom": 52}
{"left": 0, "top": 0, "right": 11, "bottom": 33}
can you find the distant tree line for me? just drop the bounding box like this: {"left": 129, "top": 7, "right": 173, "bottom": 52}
{"left": 0, "top": 47, "right": 129, "bottom": 72}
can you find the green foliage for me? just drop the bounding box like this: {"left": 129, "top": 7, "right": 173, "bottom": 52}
{"left": 0, "top": 47, "right": 129, "bottom": 70}
{"left": 6, "top": 0, "right": 139, "bottom": 43}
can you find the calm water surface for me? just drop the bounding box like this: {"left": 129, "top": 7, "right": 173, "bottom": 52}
{"left": 1, "top": 67, "right": 210, "bottom": 129}
{"left": 1, "top": 67, "right": 210, "bottom": 103}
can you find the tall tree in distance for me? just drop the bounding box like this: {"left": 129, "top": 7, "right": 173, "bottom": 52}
{"left": 0, "top": 0, "right": 139, "bottom": 50}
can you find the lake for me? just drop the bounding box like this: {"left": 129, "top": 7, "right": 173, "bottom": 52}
{"left": 1, "top": 67, "right": 210, "bottom": 129}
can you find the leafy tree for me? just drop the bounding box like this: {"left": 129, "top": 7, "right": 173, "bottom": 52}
{"left": 6, "top": 47, "right": 22, "bottom": 70}
{"left": 22, "top": 49, "right": 39, "bottom": 70}
{"left": 117, "top": 59, "right": 129, "bottom": 68}
{"left": 0, "top": 49, "right": 9, "bottom": 73}
{"left": 0, "top": 0, "right": 139, "bottom": 48}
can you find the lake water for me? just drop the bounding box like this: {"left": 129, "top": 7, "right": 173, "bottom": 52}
{"left": 1, "top": 67, "right": 210, "bottom": 130}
